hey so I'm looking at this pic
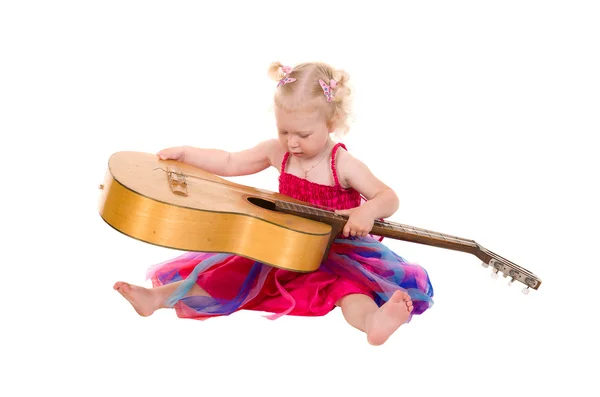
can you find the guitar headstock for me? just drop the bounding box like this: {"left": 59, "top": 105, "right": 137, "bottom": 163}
{"left": 476, "top": 244, "right": 542, "bottom": 294}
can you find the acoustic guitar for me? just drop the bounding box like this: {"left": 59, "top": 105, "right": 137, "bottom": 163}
{"left": 98, "top": 151, "right": 542, "bottom": 294}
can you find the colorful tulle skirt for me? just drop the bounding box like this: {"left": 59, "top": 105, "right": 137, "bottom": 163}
{"left": 146, "top": 236, "right": 434, "bottom": 321}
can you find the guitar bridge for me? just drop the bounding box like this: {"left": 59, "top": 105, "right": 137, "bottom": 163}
{"left": 166, "top": 165, "right": 188, "bottom": 196}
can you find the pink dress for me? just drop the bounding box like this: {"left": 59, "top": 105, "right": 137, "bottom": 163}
{"left": 147, "top": 143, "right": 434, "bottom": 320}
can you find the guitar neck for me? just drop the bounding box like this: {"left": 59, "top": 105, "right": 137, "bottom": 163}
{"left": 371, "top": 220, "right": 478, "bottom": 254}
{"left": 275, "top": 200, "right": 478, "bottom": 254}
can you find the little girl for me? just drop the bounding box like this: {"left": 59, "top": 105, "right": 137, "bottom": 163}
{"left": 113, "top": 61, "right": 434, "bottom": 346}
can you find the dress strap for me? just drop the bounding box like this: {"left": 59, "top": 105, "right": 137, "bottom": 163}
{"left": 330, "top": 143, "right": 347, "bottom": 188}
{"left": 281, "top": 151, "right": 291, "bottom": 173}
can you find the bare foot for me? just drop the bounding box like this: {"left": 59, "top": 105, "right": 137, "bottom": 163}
{"left": 113, "top": 281, "right": 162, "bottom": 317}
{"left": 366, "top": 290, "right": 413, "bottom": 346}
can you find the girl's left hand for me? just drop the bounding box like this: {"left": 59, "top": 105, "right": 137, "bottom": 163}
{"left": 334, "top": 207, "right": 375, "bottom": 238}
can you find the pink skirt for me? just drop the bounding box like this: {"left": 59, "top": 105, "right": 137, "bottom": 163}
{"left": 147, "top": 236, "right": 434, "bottom": 321}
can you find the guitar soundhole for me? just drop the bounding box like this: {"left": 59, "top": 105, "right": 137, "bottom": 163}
{"left": 247, "top": 197, "right": 277, "bottom": 211}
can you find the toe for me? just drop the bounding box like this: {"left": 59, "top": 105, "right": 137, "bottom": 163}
{"left": 390, "top": 290, "right": 404, "bottom": 302}
{"left": 113, "top": 281, "right": 126, "bottom": 290}
{"left": 116, "top": 282, "right": 133, "bottom": 295}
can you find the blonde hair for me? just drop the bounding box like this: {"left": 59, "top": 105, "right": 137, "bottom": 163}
{"left": 268, "top": 61, "right": 353, "bottom": 136}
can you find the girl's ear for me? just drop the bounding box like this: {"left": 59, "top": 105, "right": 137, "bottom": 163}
{"left": 327, "top": 116, "right": 339, "bottom": 133}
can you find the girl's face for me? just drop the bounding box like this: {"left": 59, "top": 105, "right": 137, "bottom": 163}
{"left": 275, "top": 107, "right": 333, "bottom": 160}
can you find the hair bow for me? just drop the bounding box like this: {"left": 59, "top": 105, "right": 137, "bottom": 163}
{"left": 319, "top": 79, "right": 337, "bottom": 102}
{"left": 277, "top": 65, "right": 296, "bottom": 87}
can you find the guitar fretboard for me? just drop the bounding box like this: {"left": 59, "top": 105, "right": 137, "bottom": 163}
{"left": 275, "top": 200, "right": 478, "bottom": 249}
{"left": 276, "top": 200, "right": 341, "bottom": 221}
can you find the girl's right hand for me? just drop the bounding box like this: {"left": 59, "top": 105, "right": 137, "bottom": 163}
{"left": 157, "top": 146, "right": 186, "bottom": 162}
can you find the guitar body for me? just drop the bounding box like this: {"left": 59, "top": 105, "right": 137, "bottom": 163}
{"left": 98, "top": 151, "right": 334, "bottom": 272}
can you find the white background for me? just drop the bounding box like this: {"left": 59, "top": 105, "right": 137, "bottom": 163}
{"left": 2, "top": 1, "right": 598, "bottom": 396}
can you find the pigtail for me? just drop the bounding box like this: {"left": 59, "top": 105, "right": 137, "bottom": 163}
{"left": 331, "top": 68, "right": 351, "bottom": 104}
{"left": 268, "top": 61, "right": 285, "bottom": 81}
{"left": 328, "top": 68, "right": 353, "bottom": 136}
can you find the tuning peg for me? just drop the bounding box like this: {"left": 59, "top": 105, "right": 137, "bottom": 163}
{"left": 521, "top": 287, "right": 530, "bottom": 295}
{"left": 491, "top": 268, "right": 499, "bottom": 279}
{"left": 508, "top": 277, "right": 515, "bottom": 286}
{"left": 481, "top": 262, "right": 489, "bottom": 268}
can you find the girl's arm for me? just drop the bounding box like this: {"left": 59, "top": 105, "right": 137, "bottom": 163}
{"left": 334, "top": 149, "right": 399, "bottom": 237}
{"left": 158, "top": 139, "right": 281, "bottom": 177}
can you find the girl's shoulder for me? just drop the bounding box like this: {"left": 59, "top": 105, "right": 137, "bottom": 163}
{"left": 333, "top": 144, "right": 375, "bottom": 190}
